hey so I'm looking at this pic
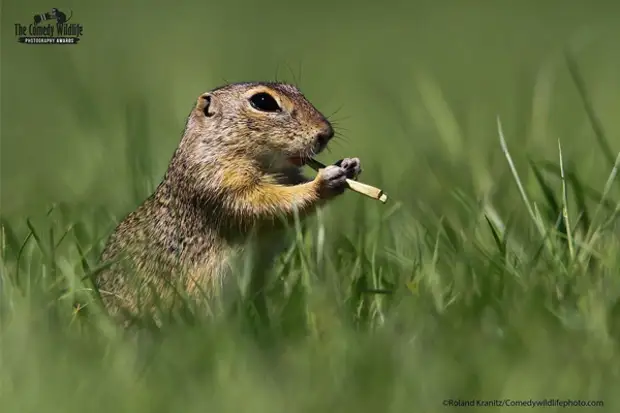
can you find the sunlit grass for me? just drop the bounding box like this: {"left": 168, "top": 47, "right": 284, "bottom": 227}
{"left": 2, "top": 2, "right": 620, "bottom": 411}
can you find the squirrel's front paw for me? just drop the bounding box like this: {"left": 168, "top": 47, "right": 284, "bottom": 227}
{"left": 315, "top": 158, "right": 362, "bottom": 199}
{"left": 335, "top": 157, "right": 362, "bottom": 180}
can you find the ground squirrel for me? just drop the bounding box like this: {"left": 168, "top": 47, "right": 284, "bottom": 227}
{"left": 96, "top": 81, "right": 361, "bottom": 322}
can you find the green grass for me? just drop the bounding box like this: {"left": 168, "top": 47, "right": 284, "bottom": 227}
{"left": 2, "top": 1, "right": 620, "bottom": 411}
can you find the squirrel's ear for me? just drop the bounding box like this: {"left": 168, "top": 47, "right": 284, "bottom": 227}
{"left": 196, "top": 93, "right": 215, "bottom": 117}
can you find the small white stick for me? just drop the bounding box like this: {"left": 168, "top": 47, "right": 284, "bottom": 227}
{"left": 307, "top": 158, "right": 388, "bottom": 204}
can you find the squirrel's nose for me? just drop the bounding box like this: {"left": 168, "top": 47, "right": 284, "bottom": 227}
{"left": 316, "top": 122, "right": 334, "bottom": 146}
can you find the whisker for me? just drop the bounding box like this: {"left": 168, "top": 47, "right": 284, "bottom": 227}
{"left": 331, "top": 123, "right": 350, "bottom": 133}
{"left": 297, "top": 60, "right": 303, "bottom": 88}
{"left": 333, "top": 132, "right": 350, "bottom": 144}
{"left": 327, "top": 104, "right": 346, "bottom": 120}
{"left": 285, "top": 62, "right": 301, "bottom": 88}
{"left": 274, "top": 62, "right": 281, "bottom": 83}
{"left": 329, "top": 115, "right": 352, "bottom": 124}
{"left": 329, "top": 140, "right": 346, "bottom": 150}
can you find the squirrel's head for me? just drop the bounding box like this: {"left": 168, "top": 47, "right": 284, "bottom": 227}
{"left": 182, "top": 82, "right": 334, "bottom": 170}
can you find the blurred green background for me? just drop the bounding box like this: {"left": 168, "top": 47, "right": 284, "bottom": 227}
{"left": 2, "top": 1, "right": 620, "bottom": 412}
{"left": 3, "top": 0, "right": 619, "bottom": 216}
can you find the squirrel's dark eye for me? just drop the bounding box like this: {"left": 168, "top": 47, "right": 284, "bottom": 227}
{"left": 249, "top": 92, "right": 281, "bottom": 112}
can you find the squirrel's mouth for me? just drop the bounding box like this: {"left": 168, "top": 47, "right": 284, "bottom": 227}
{"left": 287, "top": 140, "right": 326, "bottom": 167}
{"left": 287, "top": 156, "right": 308, "bottom": 167}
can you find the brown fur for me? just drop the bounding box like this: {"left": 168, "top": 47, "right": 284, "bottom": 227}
{"left": 96, "top": 82, "right": 353, "bottom": 322}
